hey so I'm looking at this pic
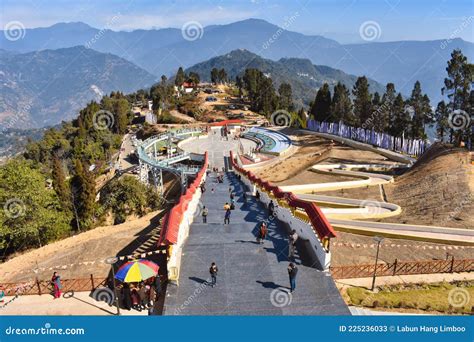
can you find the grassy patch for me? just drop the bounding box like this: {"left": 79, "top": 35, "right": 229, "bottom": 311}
{"left": 347, "top": 280, "right": 474, "bottom": 314}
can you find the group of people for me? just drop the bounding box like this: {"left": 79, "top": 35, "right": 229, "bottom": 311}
{"left": 199, "top": 169, "right": 300, "bottom": 293}
{"left": 120, "top": 276, "right": 162, "bottom": 312}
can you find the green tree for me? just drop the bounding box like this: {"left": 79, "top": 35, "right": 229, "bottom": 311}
{"left": 71, "top": 159, "right": 96, "bottom": 230}
{"left": 218, "top": 68, "right": 228, "bottom": 83}
{"left": 188, "top": 72, "right": 200, "bottom": 85}
{"left": 352, "top": 76, "right": 372, "bottom": 126}
{"left": 330, "top": 82, "right": 354, "bottom": 124}
{"left": 0, "top": 160, "right": 71, "bottom": 253}
{"left": 443, "top": 49, "right": 472, "bottom": 145}
{"left": 175, "top": 67, "right": 186, "bottom": 86}
{"left": 310, "top": 83, "right": 331, "bottom": 121}
{"left": 211, "top": 68, "right": 219, "bottom": 84}
{"left": 434, "top": 100, "right": 450, "bottom": 141}
{"left": 407, "top": 81, "right": 432, "bottom": 139}
{"left": 391, "top": 93, "right": 411, "bottom": 137}
{"left": 100, "top": 176, "right": 162, "bottom": 224}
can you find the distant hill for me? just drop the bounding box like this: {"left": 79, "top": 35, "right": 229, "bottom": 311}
{"left": 185, "top": 49, "right": 385, "bottom": 107}
{"left": 0, "top": 46, "right": 157, "bottom": 129}
{"left": 1, "top": 19, "right": 473, "bottom": 102}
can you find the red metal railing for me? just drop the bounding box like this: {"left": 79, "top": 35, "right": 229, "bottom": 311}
{"left": 229, "top": 151, "right": 336, "bottom": 246}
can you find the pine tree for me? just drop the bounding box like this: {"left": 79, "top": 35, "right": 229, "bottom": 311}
{"left": 352, "top": 76, "right": 372, "bottom": 126}
{"left": 330, "top": 82, "right": 354, "bottom": 124}
{"left": 408, "top": 81, "right": 432, "bottom": 139}
{"left": 310, "top": 83, "right": 331, "bottom": 121}
{"left": 211, "top": 68, "right": 219, "bottom": 84}
{"left": 175, "top": 67, "right": 186, "bottom": 86}
{"left": 391, "top": 93, "right": 411, "bottom": 137}
{"left": 434, "top": 101, "right": 450, "bottom": 141}
{"left": 443, "top": 49, "right": 472, "bottom": 145}
{"left": 382, "top": 83, "right": 397, "bottom": 135}
{"left": 72, "top": 159, "right": 96, "bottom": 230}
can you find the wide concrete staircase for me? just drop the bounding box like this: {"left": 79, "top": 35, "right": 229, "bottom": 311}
{"left": 164, "top": 171, "right": 350, "bottom": 315}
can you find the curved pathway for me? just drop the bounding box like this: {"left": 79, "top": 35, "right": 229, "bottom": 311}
{"left": 279, "top": 157, "right": 474, "bottom": 245}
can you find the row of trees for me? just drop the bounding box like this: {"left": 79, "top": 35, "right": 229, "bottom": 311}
{"left": 211, "top": 68, "right": 228, "bottom": 84}
{"left": 237, "top": 68, "right": 295, "bottom": 115}
{"left": 309, "top": 78, "right": 431, "bottom": 139}
{"left": 175, "top": 67, "right": 200, "bottom": 86}
{"left": 1, "top": 92, "right": 162, "bottom": 256}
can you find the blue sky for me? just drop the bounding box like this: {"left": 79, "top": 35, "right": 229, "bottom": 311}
{"left": 1, "top": 0, "right": 473, "bottom": 43}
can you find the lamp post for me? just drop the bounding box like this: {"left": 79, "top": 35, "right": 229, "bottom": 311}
{"left": 105, "top": 257, "right": 120, "bottom": 316}
{"left": 371, "top": 236, "right": 384, "bottom": 291}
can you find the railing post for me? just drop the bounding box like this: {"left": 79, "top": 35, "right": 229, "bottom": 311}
{"left": 393, "top": 258, "right": 398, "bottom": 276}
{"left": 90, "top": 274, "right": 95, "bottom": 290}
{"left": 450, "top": 256, "right": 455, "bottom": 273}
{"left": 36, "top": 277, "right": 42, "bottom": 296}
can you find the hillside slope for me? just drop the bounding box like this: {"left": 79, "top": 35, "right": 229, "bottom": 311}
{"left": 383, "top": 143, "right": 473, "bottom": 228}
{"left": 185, "top": 49, "right": 384, "bottom": 107}
{"left": 0, "top": 46, "right": 157, "bottom": 129}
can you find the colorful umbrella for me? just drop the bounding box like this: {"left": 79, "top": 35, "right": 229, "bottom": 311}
{"left": 115, "top": 259, "right": 159, "bottom": 283}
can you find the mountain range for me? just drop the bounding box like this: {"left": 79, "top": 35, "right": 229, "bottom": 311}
{"left": 186, "top": 49, "right": 385, "bottom": 107}
{"left": 2, "top": 18, "right": 472, "bottom": 102}
{"left": 0, "top": 46, "right": 156, "bottom": 128}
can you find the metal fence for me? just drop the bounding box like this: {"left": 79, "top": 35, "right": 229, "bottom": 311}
{"left": 3, "top": 275, "right": 107, "bottom": 296}
{"left": 330, "top": 258, "right": 474, "bottom": 279}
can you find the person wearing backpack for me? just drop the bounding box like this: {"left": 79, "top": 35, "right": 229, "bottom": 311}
{"left": 202, "top": 206, "right": 208, "bottom": 223}
{"left": 209, "top": 262, "right": 218, "bottom": 287}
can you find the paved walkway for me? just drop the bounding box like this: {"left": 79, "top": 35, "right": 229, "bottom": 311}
{"left": 164, "top": 171, "right": 350, "bottom": 315}
{"left": 0, "top": 292, "right": 146, "bottom": 316}
{"left": 179, "top": 131, "right": 256, "bottom": 170}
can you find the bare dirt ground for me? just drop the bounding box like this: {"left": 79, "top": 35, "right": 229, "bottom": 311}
{"left": 331, "top": 231, "right": 474, "bottom": 266}
{"left": 382, "top": 144, "right": 474, "bottom": 229}
{"left": 254, "top": 130, "right": 397, "bottom": 184}
{"left": 1, "top": 210, "right": 165, "bottom": 283}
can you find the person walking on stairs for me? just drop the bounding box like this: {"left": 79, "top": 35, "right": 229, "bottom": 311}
{"left": 224, "top": 208, "right": 231, "bottom": 224}
{"left": 288, "top": 229, "right": 298, "bottom": 259}
{"left": 257, "top": 222, "right": 267, "bottom": 244}
{"left": 202, "top": 206, "right": 208, "bottom": 223}
{"left": 268, "top": 200, "right": 275, "bottom": 218}
{"left": 209, "top": 262, "right": 218, "bottom": 287}
{"left": 288, "top": 263, "right": 298, "bottom": 293}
